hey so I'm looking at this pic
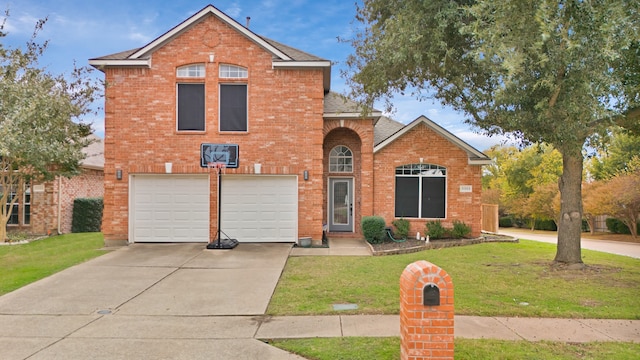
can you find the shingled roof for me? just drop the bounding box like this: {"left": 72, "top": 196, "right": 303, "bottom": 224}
{"left": 323, "top": 92, "right": 383, "bottom": 119}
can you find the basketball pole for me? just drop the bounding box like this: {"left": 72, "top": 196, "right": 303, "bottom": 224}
{"left": 207, "top": 163, "right": 238, "bottom": 250}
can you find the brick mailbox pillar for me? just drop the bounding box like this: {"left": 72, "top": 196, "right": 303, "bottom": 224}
{"left": 400, "top": 260, "right": 454, "bottom": 360}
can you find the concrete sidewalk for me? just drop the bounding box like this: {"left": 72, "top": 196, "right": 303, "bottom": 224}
{"left": 499, "top": 228, "right": 640, "bottom": 259}
{"left": 254, "top": 315, "right": 640, "bottom": 343}
{"left": 1, "top": 240, "right": 638, "bottom": 360}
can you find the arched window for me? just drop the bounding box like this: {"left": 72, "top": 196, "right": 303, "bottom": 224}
{"left": 329, "top": 146, "right": 353, "bottom": 173}
{"left": 219, "top": 64, "right": 248, "bottom": 78}
{"left": 395, "top": 164, "right": 446, "bottom": 218}
{"left": 176, "top": 64, "right": 205, "bottom": 77}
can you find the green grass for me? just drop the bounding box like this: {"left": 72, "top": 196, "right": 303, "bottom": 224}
{"left": 270, "top": 337, "right": 640, "bottom": 360}
{"left": 0, "top": 233, "right": 107, "bottom": 295}
{"left": 268, "top": 240, "right": 640, "bottom": 319}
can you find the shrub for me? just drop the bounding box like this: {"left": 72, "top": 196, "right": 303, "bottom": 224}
{"left": 425, "top": 220, "right": 447, "bottom": 239}
{"left": 71, "top": 197, "right": 103, "bottom": 233}
{"left": 533, "top": 219, "right": 557, "bottom": 231}
{"left": 451, "top": 220, "right": 472, "bottom": 238}
{"left": 499, "top": 216, "right": 513, "bottom": 227}
{"left": 391, "top": 218, "right": 410, "bottom": 239}
{"left": 606, "top": 217, "right": 640, "bottom": 235}
{"left": 361, "top": 216, "right": 386, "bottom": 244}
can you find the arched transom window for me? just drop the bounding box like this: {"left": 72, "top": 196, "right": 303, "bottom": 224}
{"left": 176, "top": 64, "right": 205, "bottom": 77}
{"left": 395, "top": 163, "right": 447, "bottom": 219}
{"left": 329, "top": 145, "right": 353, "bottom": 173}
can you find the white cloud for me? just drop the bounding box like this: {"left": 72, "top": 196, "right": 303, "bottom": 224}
{"left": 223, "top": 3, "right": 242, "bottom": 17}
{"left": 128, "top": 31, "right": 152, "bottom": 43}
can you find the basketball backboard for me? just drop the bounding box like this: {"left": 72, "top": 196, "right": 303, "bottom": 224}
{"left": 200, "top": 144, "right": 239, "bottom": 168}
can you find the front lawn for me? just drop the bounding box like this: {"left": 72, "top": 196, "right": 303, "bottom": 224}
{"left": 268, "top": 240, "right": 640, "bottom": 319}
{"left": 271, "top": 337, "right": 640, "bottom": 360}
{"left": 0, "top": 233, "right": 107, "bottom": 295}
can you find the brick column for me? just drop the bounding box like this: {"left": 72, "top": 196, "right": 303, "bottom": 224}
{"left": 400, "top": 260, "right": 454, "bottom": 360}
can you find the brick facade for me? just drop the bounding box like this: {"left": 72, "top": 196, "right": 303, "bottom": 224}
{"left": 374, "top": 123, "right": 484, "bottom": 238}
{"left": 8, "top": 168, "right": 104, "bottom": 236}
{"left": 100, "top": 15, "right": 325, "bottom": 243}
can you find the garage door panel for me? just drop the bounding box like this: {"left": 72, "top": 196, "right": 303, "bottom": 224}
{"left": 131, "top": 175, "right": 209, "bottom": 243}
{"left": 221, "top": 176, "right": 297, "bottom": 243}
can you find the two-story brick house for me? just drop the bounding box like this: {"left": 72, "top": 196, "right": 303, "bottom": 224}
{"left": 89, "top": 4, "right": 490, "bottom": 247}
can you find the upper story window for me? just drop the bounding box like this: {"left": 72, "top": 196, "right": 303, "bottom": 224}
{"left": 395, "top": 164, "right": 446, "bottom": 219}
{"left": 177, "top": 83, "right": 205, "bottom": 131}
{"left": 219, "top": 64, "right": 248, "bottom": 78}
{"left": 176, "top": 64, "right": 205, "bottom": 131}
{"left": 177, "top": 64, "right": 205, "bottom": 77}
{"left": 219, "top": 64, "right": 248, "bottom": 132}
{"left": 329, "top": 145, "right": 353, "bottom": 173}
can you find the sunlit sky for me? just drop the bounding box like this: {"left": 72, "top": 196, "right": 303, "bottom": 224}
{"left": 1, "top": 0, "right": 511, "bottom": 151}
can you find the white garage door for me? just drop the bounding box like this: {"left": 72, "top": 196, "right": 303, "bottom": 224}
{"left": 130, "top": 175, "right": 209, "bottom": 243}
{"left": 221, "top": 175, "right": 297, "bottom": 242}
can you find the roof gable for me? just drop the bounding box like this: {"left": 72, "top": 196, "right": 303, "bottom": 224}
{"left": 374, "top": 115, "right": 491, "bottom": 165}
{"left": 89, "top": 4, "right": 332, "bottom": 90}
{"left": 129, "top": 5, "right": 291, "bottom": 60}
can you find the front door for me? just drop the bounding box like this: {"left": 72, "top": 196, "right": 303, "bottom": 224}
{"left": 329, "top": 178, "right": 353, "bottom": 232}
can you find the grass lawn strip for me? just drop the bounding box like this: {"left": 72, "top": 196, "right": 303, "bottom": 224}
{"left": 268, "top": 240, "right": 640, "bottom": 319}
{"left": 0, "top": 232, "right": 107, "bottom": 295}
{"left": 270, "top": 337, "right": 640, "bottom": 360}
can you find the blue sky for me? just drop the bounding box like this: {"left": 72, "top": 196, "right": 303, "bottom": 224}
{"left": 1, "top": 0, "right": 507, "bottom": 151}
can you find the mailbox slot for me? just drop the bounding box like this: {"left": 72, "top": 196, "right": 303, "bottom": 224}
{"left": 423, "top": 284, "right": 440, "bottom": 306}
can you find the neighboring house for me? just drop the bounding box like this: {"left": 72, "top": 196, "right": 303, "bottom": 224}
{"left": 89, "top": 4, "right": 490, "bottom": 246}
{"left": 6, "top": 135, "right": 105, "bottom": 235}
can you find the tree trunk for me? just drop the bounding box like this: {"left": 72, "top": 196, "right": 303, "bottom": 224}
{"left": 0, "top": 215, "right": 7, "bottom": 243}
{"left": 554, "top": 148, "right": 584, "bottom": 265}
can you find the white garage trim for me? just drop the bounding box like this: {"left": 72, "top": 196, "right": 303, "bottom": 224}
{"left": 129, "top": 175, "right": 209, "bottom": 243}
{"left": 221, "top": 175, "right": 298, "bottom": 243}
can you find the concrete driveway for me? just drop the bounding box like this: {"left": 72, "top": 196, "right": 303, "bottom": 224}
{"left": 0, "top": 242, "right": 305, "bottom": 360}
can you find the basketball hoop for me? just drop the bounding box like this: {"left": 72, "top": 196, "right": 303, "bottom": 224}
{"left": 207, "top": 162, "right": 226, "bottom": 174}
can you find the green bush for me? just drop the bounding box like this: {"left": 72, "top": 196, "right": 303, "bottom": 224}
{"left": 533, "top": 219, "right": 557, "bottom": 231}
{"left": 499, "top": 216, "right": 513, "bottom": 227}
{"left": 361, "top": 216, "right": 386, "bottom": 244}
{"left": 451, "top": 220, "right": 472, "bottom": 238}
{"left": 606, "top": 217, "right": 639, "bottom": 235}
{"left": 71, "top": 197, "right": 103, "bottom": 233}
{"left": 391, "top": 218, "right": 410, "bottom": 239}
{"left": 425, "top": 220, "right": 447, "bottom": 239}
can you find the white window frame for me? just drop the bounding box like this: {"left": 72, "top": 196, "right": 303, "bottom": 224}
{"left": 219, "top": 64, "right": 248, "bottom": 78}
{"left": 395, "top": 164, "right": 447, "bottom": 219}
{"left": 329, "top": 145, "right": 353, "bottom": 173}
{"left": 176, "top": 64, "right": 205, "bottom": 78}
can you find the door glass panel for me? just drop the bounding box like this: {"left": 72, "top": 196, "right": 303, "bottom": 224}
{"left": 332, "top": 181, "right": 349, "bottom": 225}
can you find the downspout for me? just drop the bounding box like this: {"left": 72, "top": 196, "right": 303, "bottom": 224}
{"left": 57, "top": 176, "right": 62, "bottom": 235}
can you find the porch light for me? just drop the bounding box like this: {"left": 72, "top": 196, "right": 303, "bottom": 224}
{"left": 116, "top": 169, "right": 122, "bottom": 180}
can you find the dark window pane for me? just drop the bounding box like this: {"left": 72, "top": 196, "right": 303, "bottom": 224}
{"left": 421, "top": 177, "right": 446, "bottom": 218}
{"left": 24, "top": 204, "right": 30, "bottom": 225}
{"left": 395, "top": 177, "right": 419, "bottom": 218}
{"left": 177, "top": 84, "right": 205, "bottom": 131}
{"left": 6, "top": 204, "right": 18, "bottom": 224}
{"left": 220, "top": 84, "right": 247, "bottom": 131}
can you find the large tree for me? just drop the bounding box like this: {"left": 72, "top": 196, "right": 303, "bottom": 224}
{"left": 345, "top": 0, "right": 640, "bottom": 266}
{"left": 0, "top": 15, "right": 100, "bottom": 241}
{"left": 589, "top": 130, "right": 640, "bottom": 180}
